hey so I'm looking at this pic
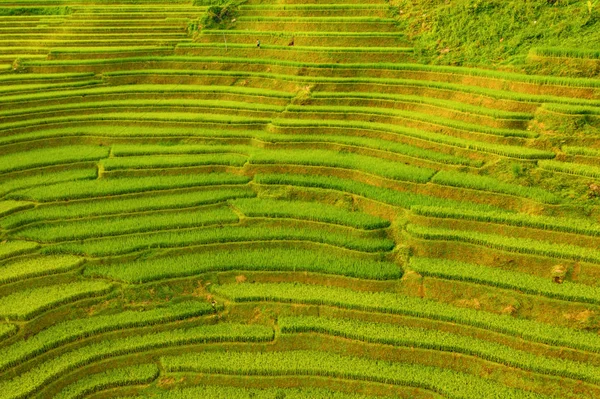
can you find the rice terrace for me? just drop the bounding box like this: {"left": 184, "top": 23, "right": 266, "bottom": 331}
{"left": 1, "top": 0, "right": 600, "bottom": 397}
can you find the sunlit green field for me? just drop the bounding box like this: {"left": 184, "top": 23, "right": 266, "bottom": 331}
{"left": 0, "top": 1, "right": 600, "bottom": 398}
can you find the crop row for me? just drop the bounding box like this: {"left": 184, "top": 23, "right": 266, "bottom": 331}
{"left": 0, "top": 254, "right": 83, "bottom": 285}
{"left": 0, "top": 240, "right": 39, "bottom": 261}
{"left": 97, "top": 66, "right": 600, "bottom": 103}
{"left": 0, "top": 84, "right": 293, "bottom": 106}
{"left": 110, "top": 137, "right": 476, "bottom": 168}
{"left": 101, "top": 153, "right": 249, "bottom": 171}
{"left": 178, "top": 43, "right": 413, "bottom": 54}
{"left": 1, "top": 187, "right": 255, "bottom": 229}
{"left": 410, "top": 257, "right": 600, "bottom": 305}
{"left": 0, "top": 112, "right": 270, "bottom": 132}
{"left": 0, "top": 168, "right": 97, "bottom": 198}
{"left": 254, "top": 173, "right": 501, "bottom": 213}
{"left": 0, "top": 323, "right": 273, "bottom": 399}
{"left": 128, "top": 386, "right": 386, "bottom": 399}
{"left": 211, "top": 282, "right": 600, "bottom": 352}
{"left": 0, "top": 301, "right": 214, "bottom": 372}
{"left": 531, "top": 47, "right": 600, "bottom": 59}
{"left": 411, "top": 205, "right": 600, "bottom": 237}
{"left": 84, "top": 247, "right": 401, "bottom": 283}
{"left": 285, "top": 105, "right": 533, "bottom": 138}
{"left": 250, "top": 149, "right": 436, "bottom": 183}
{"left": 270, "top": 119, "right": 555, "bottom": 160}
{"left": 562, "top": 146, "right": 600, "bottom": 157}
{"left": 0, "top": 145, "right": 109, "bottom": 175}
{"left": 54, "top": 364, "right": 159, "bottom": 399}
{"left": 0, "top": 281, "right": 113, "bottom": 320}
{"left": 161, "top": 350, "right": 548, "bottom": 399}
{"left": 406, "top": 224, "right": 600, "bottom": 264}
{"left": 46, "top": 223, "right": 396, "bottom": 257}
{"left": 538, "top": 160, "right": 600, "bottom": 179}
{"left": 259, "top": 132, "right": 481, "bottom": 167}
{"left": 431, "top": 171, "right": 560, "bottom": 204}
{"left": 231, "top": 198, "right": 390, "bottom": 230}
{"left": 15, "top": 205, "right": 239, "bottom": 242}
{"left": 1, "top": 99, "right": 284, "bottom": 119}
{"left": 0, "top": 201, "right": 33, "bottom": 218}
{"left": 7, "top": 173, "right": 250, "bottom": 202}
{"left": 279, "top": 316, "right": 600, "bottom": 383}
{"left": 311, "top": 91, "right": 533, "bottom": 120}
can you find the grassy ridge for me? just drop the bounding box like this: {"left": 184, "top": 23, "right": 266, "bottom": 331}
{"left": 14, "top": 206, "right": 239, "bottom": 242}
{"left": 232, "top": 198, "right": 390, "bottom": 229}
{"left": 0, "top": 323, "right": 273, "bottom": 399}
{"left": 54, "top": 364, "right": 159, "bottom": 399}
{"left": 250, "top": 149, "right": 436, "bottom": 183}
{"left": 0, "top": 146, "right": 109, "bottom": 175}
{"left": 279, "top": 316, "right": 600, "bottom": 383}
{"left": 0, "top": 281, "right": 113, "bottom": 320}
{"left": 411, "top": 205, "right": 600, "bottom": 236}
{"left": 212, "top": 282, "right": 600, "bottom": 352}
{"left": 0, "top": 255, "right": 83, "bottom": 284}
{"left": 410, "top": 257, "right": 600, "bottom": 305}
{"left": 46, "top": 224, "right": 396, "bottom": 257}
{"left": 0, "top": 301, "right": 213, "bottom": 371}
{"left": 431, "top": 171, "right": 560, "bottom": 204}
{"left": 7, "top": 173, "right": 250, "bottom": 202}
{"left": 161, "top": 350, "right": 549, "bottom": 399}
{"left": 84, "top": 248, "right": 402, "bottom": 282}
{"left": 1, "top": 187, "right": 255, "bottom": 229}
{"left": 407, "top": 224, "right": 600, "bottom": 265}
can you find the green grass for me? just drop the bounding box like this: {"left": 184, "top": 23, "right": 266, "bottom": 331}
{"left": 407, "top": 224, "right": 600, "bottom": 265}
{"left": 0, "top": 281, "right": 113, "bottom": 320}
{"left": 279, "top": 316, "right": 600, "bottom": 383}
{"left": 179, "top": 42, "right": 413, "bottom": 53}
{"left": 0, "top": 146, "right": 109, "bottom": 175}
{"left": 431, "top": 171, "right": 560, "bottom": 204}
{"left": 0, "top": 323, "right": 273, "bottom": 399}
{"left": 0, "top": 324, "right": 17, "bottom": 341}
{"left": 250, "top": 149, "right": 436, "bottom": 183}
{"left": 411, "top": 205, "right": 600, "bottom": 236}
{"left": 54, "top": 364, "right": 159, "bottom": 399}
{"left": 410, "top": 257, "right": 600, "bottom": 305}
{"left": 126, "top": 386, "right": 390, "bottom": 399}
{"left": 311, "top": 91, "right": 534, "bottom": 121}
{"left": 0, "top": 169, "right": 97, "bottom": 197}
{"left": 538, "top": 160, "right": 600, "bottom": 179}
{"left": 0, "top": 255, "right": 83, "bottom": 284}
{"left": 212, "top": 282, "right": 600, "bottom": 352}
{"left": 0, "top": 200, "right": 33, "bottom": 218}
{"left": 270, "top": 119, "right": 555, "bottom": 160}
{"left": 101, "top": 154, "right": 249, "bottom": 171}
{"left": 0, "top": 112, "right": 269, "bottom": 132}
{"left": 84, "top": 247, "right": 401, "bottom": 283}
{"left": 45, "top": 223, "right": 395, "bottom": 257}
{"left": 15, "top": 206, "right": 239, "bottom": 242}
{"left": 0, "top": 301, "right": 214, "bottom": 371}
{"left": 0, "top": 240, "right": 39, "bottom": 261}
{"left": 255, "top": 173, "right": 503, "bottom": 212}
{"left": 562, "top": 146, "right": 600, "bottom": 157}
{"left": 0, "top": 100, "right": 284, "bottom": 119}
{"left": 285, "top": 104, "right": 533, "bottom": 138}
{"left": 231, "top": 198, "right": 390, "bottom": 229}
{"left": 1, "top": 187, "right": 255, "bottom": 229}
{"left": 531, "top": 47, "right": 600, "bottom": 59}
{"left": 161, "top": 350, "right": 549, "bottom": 399}
{"left": 7, "top": 173, "right": 250, "bottom": 202}
{"left": 0, "top": 84, "right": 293, "bottom": 106}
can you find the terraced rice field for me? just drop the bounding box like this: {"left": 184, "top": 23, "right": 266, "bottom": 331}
{"left": 1, "top": 0, "right": 600, "bottom": 398}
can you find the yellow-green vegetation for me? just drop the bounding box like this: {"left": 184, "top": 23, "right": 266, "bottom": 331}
{"left": 1, "top": 0, "right": 600, "bottom": 398}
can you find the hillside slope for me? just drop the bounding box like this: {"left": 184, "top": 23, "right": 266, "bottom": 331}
{"left": 0, "top": 1, "right": 600, "bottom": 398}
